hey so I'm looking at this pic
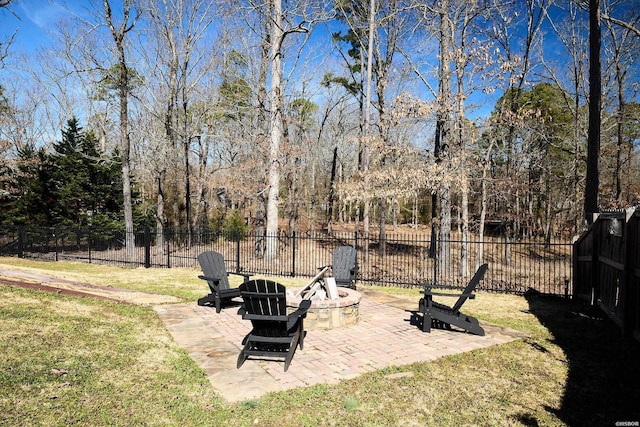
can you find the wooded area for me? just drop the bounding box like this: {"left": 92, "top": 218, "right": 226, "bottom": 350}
{"left": 1, "top": 0, "right": 639, "bottom": 264}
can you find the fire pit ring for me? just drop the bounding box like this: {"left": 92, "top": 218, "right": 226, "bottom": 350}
{"left": 287, "top": 287, "right": 361, "bottom": 330}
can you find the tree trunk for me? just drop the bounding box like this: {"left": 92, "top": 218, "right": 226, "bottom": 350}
{"left": 360, "top": 0, "right": 376, "bottom": 260}
{"left": 478, "top": 140, "right": 494, "bottom": 266}
{"left": 193, "top": 135, "right": 209, "bottom": 235}
{"left": 156, "top": 174, "right": 165, "bottom": 253}
{"left": 161, "top": 19, "right": 178, "bottom": 244}
{"left": 265, "top": 0, "right": 284, "bottom": 260}
{"left": 254, "top": 8, "right": 270, "bottom": 259}
{"left": 456, "top": 19, "right": 469, "bottom": 277}
{"left": 460, "top": 177, "right": 469, "bottom": 276}
{"left": 104, "top": 0, "right": 135, "bottom": 260}
{"left": 327, "top": 146, "right": 338, "bottom": 233}
{"left": 585, "top": 0, "right": 601, "bottom": 221}
{"left": 437, "top": 0, "right": 453, "bottom": 275}
{"left": 182, "top": 82, "right": 192, "bottom": 247}
{"left": 614, "top": 53, "right": 625, "bottom": 203}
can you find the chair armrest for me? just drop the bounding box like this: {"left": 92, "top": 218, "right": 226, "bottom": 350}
{"left": 243, "top": 313, "right": 290, "bottom": 322}
{"left": 298, "top": 299, "right": 312, "bottom": 311}
{"left": 228, "top": 271, "right": 253, "bottom": 282}
{"left": 426, "top": 290, "right": 476, "bottom": 299}
{"left": 422, "top": 283, "right": 476, "bottom": 299}
{"left": 318, "top": 264, "right": 331, "bottom": 271}
{"left": 198, "top": 275, "right": 222, "bottom": 285}
{"left": 289, "top": 299, "right": 312, "bottom": 318}
{"left": 287, "top": 299, "right": 312, "bottom": 329}
{"left": 422, "top": 283, "right": 464, "bottom": 291}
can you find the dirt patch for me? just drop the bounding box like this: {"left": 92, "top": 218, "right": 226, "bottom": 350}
{"left": 0, "top": 269, "right": 180, "bottom": 306}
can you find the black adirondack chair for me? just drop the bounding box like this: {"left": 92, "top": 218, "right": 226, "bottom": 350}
{"left": 322, "top": 246, "right": 359, "bottom": 288}
{"left": 197, "top": 251, "right": 252, "bottom": 313}
{"left": 237, "top": 279, "right": 311, "bottom": 372}
{"left": 416, "top": 263, "right": 488, "bottom": 336}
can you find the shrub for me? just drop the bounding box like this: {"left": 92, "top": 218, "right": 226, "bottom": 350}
{"left": 222, "top": 210, "right": 247, "bottom": 241}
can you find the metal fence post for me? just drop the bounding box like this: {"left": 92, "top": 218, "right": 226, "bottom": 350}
{"left": 166, "top": 229, "right": 171, "bottom": 268}
{"left": 144, "top": 227, "right": 151, "bottom": 268}
{"left": 18, "top": 226, "right": 24, "bottom": 258}
{"left": 53, "top": 227, "right": 58, "bottom": 262}
{"left": 291, "top": 231, "right": 296, "bottom": 277}
{"left": 235, "top": 231, "right": 241, "bottom": 273}
{"left": 433, "top": 233, "right": 438, "bottom": 286}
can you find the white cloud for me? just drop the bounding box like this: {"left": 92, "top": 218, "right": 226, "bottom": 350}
{"left": 19, "top": 0, "right": 67, "bottom": 30}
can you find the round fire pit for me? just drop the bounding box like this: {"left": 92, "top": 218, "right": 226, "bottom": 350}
{"left": 287, "top": 287, "right": 361, "bottom": 330}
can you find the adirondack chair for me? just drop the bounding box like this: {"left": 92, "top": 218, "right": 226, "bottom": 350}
{"left": 416, "top": 263, "right": 488, "bottom": 336}
{"left": 197, "top": 251, "right": 252, "bottom": 313}
{"left": 237, "top": 279, "right": 311, "bottom": 372}
{"left": 321, "top": 246, "right": 359, "bottom": 288}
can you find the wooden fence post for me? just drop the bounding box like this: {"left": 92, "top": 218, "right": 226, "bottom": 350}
{"left": 623, "top": 208, "right": 638, "bottom": 340}
{"left": 591, "top": 216, "right": 600, "bottom": 306}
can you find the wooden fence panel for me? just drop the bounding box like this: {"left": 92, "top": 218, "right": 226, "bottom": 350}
{"left": 628, "top": 213, "right": 640, "bottom": 341}
{"left": 574, "top": 209, "right": 640, "bottom": 342}
{"left": 596, "top": 214, "right": 626, "bottom": 326}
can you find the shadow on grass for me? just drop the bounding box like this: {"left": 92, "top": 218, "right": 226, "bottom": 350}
{"left": 524, "top": 289, "right": 640, "bottom": 426}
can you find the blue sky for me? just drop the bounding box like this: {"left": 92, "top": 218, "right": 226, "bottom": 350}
{"left": 0, "top": 1, "right": 564, "bottom": 127}
{"left": 1, "top": 0, "right": 75, "bottom": 54}
{"left": 4, "top": 0, "right": 634, "bottom": 123}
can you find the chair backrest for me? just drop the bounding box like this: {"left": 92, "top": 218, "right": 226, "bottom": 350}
{"left": 197, "top": 251, "right": 231, "bottom": 290}
{"left": 332, "top": 246, "right": 357, "bottom": 282}
{"left": 239, "top": 280, "right": 290, "bottom": 336}
{"left": 451, "top": 263, "right": 488, "bottom": 313}
{"left": 239, "top": 279, "right": 288, "bottom": 318}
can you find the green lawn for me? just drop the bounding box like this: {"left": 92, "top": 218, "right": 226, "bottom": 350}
{"left": 1, "top": 257, "right": 638, "bottom": 426}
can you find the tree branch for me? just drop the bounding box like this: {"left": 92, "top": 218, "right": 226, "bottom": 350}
{"left": 601, "top": 12, "right": 640, "bottom": 38}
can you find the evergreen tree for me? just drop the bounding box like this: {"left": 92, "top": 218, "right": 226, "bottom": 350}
{"left": 0, "top": 118, "right": 124, "bottom": 227}
{"left": 49, "top": 118, "right": 123, "bottom": 227}
{"left": 6, "top": 145, "right": 57, "bottom": 226}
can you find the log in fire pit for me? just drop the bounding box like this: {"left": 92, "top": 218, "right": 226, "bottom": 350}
{"left": 286, "top": 267, "right": 361, "bottom": 330}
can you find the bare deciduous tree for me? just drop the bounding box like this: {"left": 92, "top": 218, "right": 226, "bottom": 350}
{"left": 602, "top": 2, "right": 640, "bottom": 206}
{"left": 103, "top": 0, "right": 140, "bottom": 258}
{"left": 140, "top": 0, "right": 219, "bottom": 249}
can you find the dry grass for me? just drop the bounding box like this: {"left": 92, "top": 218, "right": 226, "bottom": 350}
{"left": 1, "top": 257, "right": 639, "bottom": 426}
{"left": 0, "top": 257, "right": 207, "bottom": 300}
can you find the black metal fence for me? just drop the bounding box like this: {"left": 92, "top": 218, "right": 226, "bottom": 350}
{"left": 0, "top": 226, "right": 573, "bottom": 296}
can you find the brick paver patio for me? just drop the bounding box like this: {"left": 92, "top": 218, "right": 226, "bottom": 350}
{"left": 154, "top": 290, "right": 527, "bottom": 403}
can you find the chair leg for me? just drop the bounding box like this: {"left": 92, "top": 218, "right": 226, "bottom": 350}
{"left": 283, "top": 333, "right": 300, "bottom": 372}
{"left": 298, "top": 323, "right": 306, "bottom": 350}
{"left": 237, "top": 349, "right": 247, "bottom": 369}
{"left": 418, "top": 298, "right": 431, "bottom": 332}
{"left": 422, "top": 312, "right": 432, "bottom": 332}
{"left": 461, "top": 315, "right": 485, "bottom": 336}
{"left": 215, "top": 294, "right": 222, "bottom": 313}
{"left": 237, "top": 339, "right": 250, "bottom": 369}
